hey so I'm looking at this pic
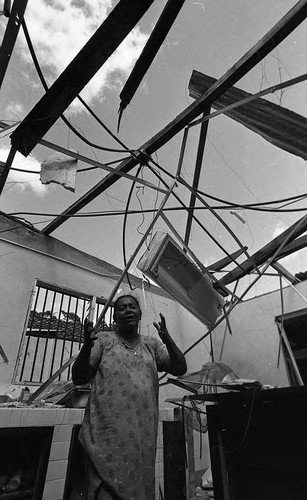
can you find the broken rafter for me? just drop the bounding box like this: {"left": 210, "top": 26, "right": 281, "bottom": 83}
{"left": 220, "top": 214, "right": 307, "bottom": 286}
{"left": 271, "top": 262, "right": 299, "bottom": 285}
{"left": 118, "top": 0, "right": 186, "bottom": 127}
{"left": 0, "top": 0, "right": 28, "bottom": 89}
{"left": 41, "top": 0, "right": 307, "bottom": 234}
{"left": 207, "top": 247, "right": 248, "bottom": 272}
{"left": 274, "top": 234, "right": 307, "bottom": 261}
{"left": 10, "top": 0, "right": 156, "bottom": 157}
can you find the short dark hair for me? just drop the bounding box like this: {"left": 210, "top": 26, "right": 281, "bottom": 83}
{"left": 113, "top": 294, "right": 142, "bottom": 320}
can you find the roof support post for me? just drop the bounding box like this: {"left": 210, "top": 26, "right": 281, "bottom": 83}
{"left": 184, "top": 107, "right": 211, "bottom": 247}
{"left": 0, "top": 0, "right": 28, "bottom": 88}
{"left": 0, "top": 146, "right": 16, "bottom": 195}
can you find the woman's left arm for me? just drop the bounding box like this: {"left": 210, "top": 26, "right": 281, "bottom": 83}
{"left": 153, "top": 313, "right": 187, "bottom": 376}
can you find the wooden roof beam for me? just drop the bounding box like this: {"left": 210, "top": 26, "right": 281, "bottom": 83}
{"left": 0, "top": 0, "right": 28, "bottom": 89}
{"left": 207, "top": 247, "right": 248, "bottom": 272}
{"left": 274, "top": 234, "right": 307, "bottom": 260}
{"left": 42, "top": 0, "right": 307, "bottom": 234}
{"left": 220, "top": 215, "right": 307, "bottom": 286}
{"left": 271, "top": 262, "right": 299, "bottom": 285}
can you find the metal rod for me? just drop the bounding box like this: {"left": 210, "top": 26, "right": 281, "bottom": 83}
{"left": 95, "top": 180, "right": 178, "bottom": 327}
{"left": 179, "top": 176, "right": 254, "bottom": 267}
{"left": 59, "top": 294, "right": 72, "bottom": 380}
{"left": 19, "top": 284, "right": 40, "bottom": 382}
{"left": 39, "top": 290, "right": 56, "bottom": 383}
{"left": 67, "top": 296, "right": 80, "bottom": 380}
{"left": 184, "top": 108, "right": 211, "bottom": 247}
{"left": 176, "top": 127, "right": 189, "bottom": 178}
{"left": 79, "top": 298, "right": 87, "bottom": 349}
{"left": 49, "top": 292, "right": 65, "bottom": 377}
{"left": 30, "top": 287, "right": 49, "bottom": 382}
{"left": 160, "top": 212, "right": 226, "bottom": 288}
{"left": 184, "top": 214, "right": 307, "bottom": 356}
{"left": 147, "top": 164, "right": 247, "bottom": 279}
{"left": 279, "top": 275, "right": 307, "bottom": 305}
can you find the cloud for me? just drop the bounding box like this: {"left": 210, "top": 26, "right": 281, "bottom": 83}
{"left": 272, "top": 221, "right": 288, "bottom": 239}
{"left": 0, "top": 148, "right": 47, "bottom": 196}
{"left": 5, "top": 101, "right": 25, "bottom": 121}
{"left": 278, "top": 249, "right": 307, "bottom": 276}
{"left": 17, "top": 0, "right": 148, "bottom": 112}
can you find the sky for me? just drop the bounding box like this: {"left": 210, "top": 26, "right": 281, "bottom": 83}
{"left": 0, "top": 0, "right": 307, "bottom": 300}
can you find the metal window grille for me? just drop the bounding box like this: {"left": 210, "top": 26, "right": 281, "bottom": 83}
{"left": 14, "top": 280, "right": 114, "bottom": 384}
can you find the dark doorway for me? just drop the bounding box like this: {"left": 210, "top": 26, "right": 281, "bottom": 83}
{"left": 0, "top": 426, "right": 53, "bottom": 499}
{"left": 276, "top": 308, "right": 307, "bottom": 385}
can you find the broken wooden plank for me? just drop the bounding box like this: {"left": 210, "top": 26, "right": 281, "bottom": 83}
{"left": 0, "top": 161, "right": 5, "bottom": 177}
{"left": 0, "top": 147, "right": 16, "bottom": 194}
{"left": 271, "top": 262, "right": 299, "bottom": 284}
{"left": 220, "top": 215, "right": 307, "bottom": 286}
{"left": 207, "top": 247, "right": 248, "bottom": 272}
{"left": 42, "top": 0, "right": 307, "bottom": 234}
{"left": 274, "top": 234, "right": 307, "bottom": 260}
{"left": 0, "top": 0, "right": 28, "bottom": 88}
{"left": 10, "top": 0, "right": 156, "bottom": 156}
{"left": 118, "top": 0, "right": 186, "bottom": 123}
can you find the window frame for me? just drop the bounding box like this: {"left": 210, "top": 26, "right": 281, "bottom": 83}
{"left": 275, "top": 307, "right": 307, "bottom": 387}
{"left": 13, "top": 279, "right": 114, "bottom": 385}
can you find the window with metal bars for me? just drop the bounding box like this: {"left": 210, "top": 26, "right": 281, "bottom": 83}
{"left": 13, "top": 280, "right": 114, "bottom": 385}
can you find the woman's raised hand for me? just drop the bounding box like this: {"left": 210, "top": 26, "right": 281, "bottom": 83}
{"left": 153, "top": 313, "right": 169, "bottom": 344}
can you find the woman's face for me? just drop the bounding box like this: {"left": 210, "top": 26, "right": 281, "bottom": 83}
{"left": 114, "top": 296, "right": 141, "bottom": 332}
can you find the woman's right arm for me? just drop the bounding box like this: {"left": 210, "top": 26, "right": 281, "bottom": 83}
{"left": 72, "top": 319, "right": 98, "bottom": 385}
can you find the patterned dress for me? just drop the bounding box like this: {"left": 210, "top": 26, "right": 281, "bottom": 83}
{"left": 79, "top": 330, "right": 170, "bottom": 500}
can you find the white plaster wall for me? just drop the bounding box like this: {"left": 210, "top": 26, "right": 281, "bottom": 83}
{"left": 212, "top": 281, "right": 307, "bottom": 387}
{"left": 3, "top": 229, "right": 304, "bottom": 392}
{"left": 0, "top": 236, "right": 207, "bottom": 395}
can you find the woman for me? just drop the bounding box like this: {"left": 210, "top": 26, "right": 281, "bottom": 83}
{"left": 72, "top": 294, "right": 187, "bottom": 500}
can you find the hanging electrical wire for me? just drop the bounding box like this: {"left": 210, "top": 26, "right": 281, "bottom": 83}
{"left": 122, "top": 164, "right": 144, "bottom": 290}
{"left": 21, "top": 19, "right": 134, "bottom": 155}
{"left": 145, "top": 152, "right": 307, "bottom": 211}
{"left": 6, "top": 195, "right": 307, "bottom": 251}
{"left": 9, "top": 156, "right": 131, "bottom": 175}
{"left": 146, "top": 164, "right": 250, "bottom": 274}
{"left": 7, "top": 191, "right": 307, "bottom": 220}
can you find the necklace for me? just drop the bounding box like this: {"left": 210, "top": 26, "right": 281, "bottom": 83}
{"left": 116, "top": 333, "right": 140, "bottom": 353}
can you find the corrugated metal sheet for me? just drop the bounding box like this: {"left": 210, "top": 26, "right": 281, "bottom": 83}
{"left": 189, "top": 70, "right": 307, "bottom": 160}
